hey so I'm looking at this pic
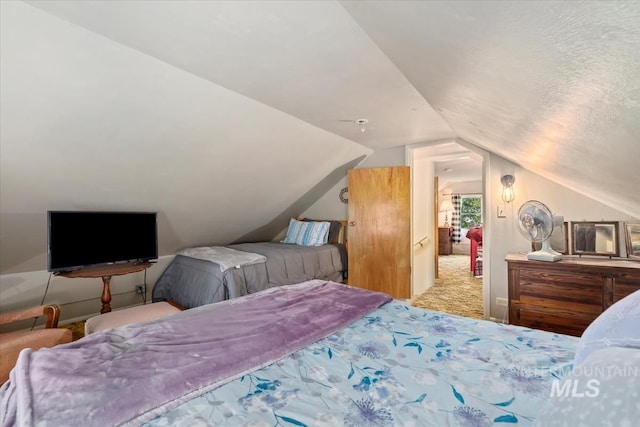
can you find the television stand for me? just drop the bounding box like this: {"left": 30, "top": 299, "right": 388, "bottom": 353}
{"left": 58, "top": 262, "right": 152, "bottom": 314}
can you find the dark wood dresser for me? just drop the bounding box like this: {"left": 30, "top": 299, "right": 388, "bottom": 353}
{"left": 506, "top": 253, "right": 640, "bottom": 336}
{"left": 438, "top": 227, "right": 453, "bottom": 255}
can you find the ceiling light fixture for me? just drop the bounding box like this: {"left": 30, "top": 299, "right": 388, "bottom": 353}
{"left": 355, "top": 118, "right": 368, "bottom": 133}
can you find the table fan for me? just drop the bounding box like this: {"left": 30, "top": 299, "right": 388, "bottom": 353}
{"left": 517, "top": 200, "right": 563, "bottom": 262}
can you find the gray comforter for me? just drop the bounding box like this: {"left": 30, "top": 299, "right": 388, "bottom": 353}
{"left": 152, "top": 242, "right": 345, "bottom": 309}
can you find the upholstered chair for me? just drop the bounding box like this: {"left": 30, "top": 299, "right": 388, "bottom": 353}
{"left": 0, "top": 304, "right": 72, "bottom": 384}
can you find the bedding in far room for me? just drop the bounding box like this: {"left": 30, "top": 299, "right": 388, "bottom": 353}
{"left": 152, "top": 220, "right": 348, "bottom": 311}
{"left": 152, "top": 218, "right": 347, "bottom": 309}
{"left": 152, "top": 241, "right": 345, "bottom": 309}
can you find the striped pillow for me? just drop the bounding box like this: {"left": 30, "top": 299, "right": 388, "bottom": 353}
{"left": 282, "top": 219, "right": 330, "bottom": 246}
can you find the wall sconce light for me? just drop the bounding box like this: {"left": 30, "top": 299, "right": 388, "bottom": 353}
{"left": 500, "top": 174, "right": 515, "bottom": 203}
{"left": 439, "top": 199, "right": 454, "bottom": 227}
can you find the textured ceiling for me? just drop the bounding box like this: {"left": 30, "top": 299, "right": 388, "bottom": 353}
{"left": 23, "top": 0, "right": 454, "bottom": 148}
{"left": 1, "top": 0, "right": 639, "bottom": 273}
{"left": 341, "top": 0, "right": 640, "bottom": 216}
{"left": 24, "top": 0, "right": 639, "bottom": 217}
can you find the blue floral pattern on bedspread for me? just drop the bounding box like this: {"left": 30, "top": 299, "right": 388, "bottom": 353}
{"left": 145, "top": 302, "right": 577, "bottom": 426}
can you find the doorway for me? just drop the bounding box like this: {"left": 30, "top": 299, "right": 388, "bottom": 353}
{"left": 407, "top": 140, "right": 488, "bottom": 319}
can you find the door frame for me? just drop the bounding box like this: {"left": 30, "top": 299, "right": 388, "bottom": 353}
{"left": 405, "top": 138, "right": 492, "bottom": 319}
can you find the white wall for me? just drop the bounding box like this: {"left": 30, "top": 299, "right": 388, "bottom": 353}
{"left": 302, "top": 147, "right": 405, "bottom": 220}
{"left": 1, "top": 148, "right": 390, "bottom": 326}
{"left": 0, "top": 2, "right": 368, "bottom": 324}
{"left": 0, "top": 2, "right": 369, "bottom": 274}
{"left": 0, "top": 256, "right": 174, "bottom": 330}
{"left": 412, "top": 156, "right": 435, "bottom": 295}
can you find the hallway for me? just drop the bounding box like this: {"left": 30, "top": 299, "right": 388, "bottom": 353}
{"left": 412, "top": 255, "right": 483, "bottom": 319}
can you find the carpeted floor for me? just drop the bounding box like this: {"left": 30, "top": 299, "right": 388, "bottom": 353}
{"left": 412, "top": 254, "right": 483, "bottom": 319}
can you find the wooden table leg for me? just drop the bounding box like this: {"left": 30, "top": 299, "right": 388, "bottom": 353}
{"left": 101, "top": 275, "right": 112, "bottom": 314}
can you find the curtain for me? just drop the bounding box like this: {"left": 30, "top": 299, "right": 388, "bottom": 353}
{"left": 451, "top": 193, "right": 462, "bottom": 243}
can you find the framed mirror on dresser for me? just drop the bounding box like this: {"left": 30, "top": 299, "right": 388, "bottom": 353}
{"left": 624, "top": 222, "right": 640, "bottom": 260}
{"left": 570, "top": 221, "right": 619, "bottom": 258}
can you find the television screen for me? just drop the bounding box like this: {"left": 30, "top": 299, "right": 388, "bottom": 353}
{"left": 47, "top": 211, "right": 158, "bottom": 272}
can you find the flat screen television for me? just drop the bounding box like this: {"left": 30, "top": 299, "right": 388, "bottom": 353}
{"left": 47, "top": 211, "right": 158, "bottom": 272}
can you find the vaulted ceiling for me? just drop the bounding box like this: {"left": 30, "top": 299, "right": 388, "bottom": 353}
{"left": 1, "top": 1, "right": 639, "bottom": 273}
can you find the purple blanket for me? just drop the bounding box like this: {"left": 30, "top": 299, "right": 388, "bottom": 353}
{"left": 0, "top": 280, "right": 391, "bottom": 426}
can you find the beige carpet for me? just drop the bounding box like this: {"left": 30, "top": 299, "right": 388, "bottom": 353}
{"left": 412, "top": 254, "right": 484, "bottom": 319}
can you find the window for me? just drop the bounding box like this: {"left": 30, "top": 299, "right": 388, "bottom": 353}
{"left": 460, "top": 195, "right": 482, "bottom": 228}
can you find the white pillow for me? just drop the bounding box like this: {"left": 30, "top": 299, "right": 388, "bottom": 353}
{"left": 281, "top": 219, "right": 330, "bottom": 246}
{"left": 574, "top": 289, "right": 640, "bottom": 366}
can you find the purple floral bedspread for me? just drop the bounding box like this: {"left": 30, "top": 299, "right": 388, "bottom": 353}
{"left": 0, "top": 280, "right": 391, "bottom": 427}
{"left": 143, "top": 302, "right": 578, "bottom": 426}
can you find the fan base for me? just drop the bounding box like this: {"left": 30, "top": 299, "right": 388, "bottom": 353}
{"left": 527, "top": 251, "right": 562, "bottom": 262}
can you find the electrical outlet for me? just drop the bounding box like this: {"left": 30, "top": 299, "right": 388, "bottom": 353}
{"left": 496, "top": 297, "right": 508, "bottom": 307}
{"left": 136, "top": 285, "right": 145, "bottom": 295}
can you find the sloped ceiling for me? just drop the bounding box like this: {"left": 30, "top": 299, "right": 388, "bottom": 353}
{"left": 341, "top": 0, "right": 640, "bottom": 215}
{"left": 1, "top": 0, "right": 639, "bottom": 274}
{"left": 22, "top": 0, "right": 454, "bottom": 148}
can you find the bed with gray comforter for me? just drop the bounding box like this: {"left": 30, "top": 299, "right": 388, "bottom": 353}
{"left": 151, "top": 242, "right": 346, "bottom": 309}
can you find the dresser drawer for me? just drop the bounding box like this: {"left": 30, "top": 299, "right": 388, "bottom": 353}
{"left": 519, "top": 269, "right": 603, "bottom": 306}
{"left": 506, "top": 254, "right": 640, "bottom": 337}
